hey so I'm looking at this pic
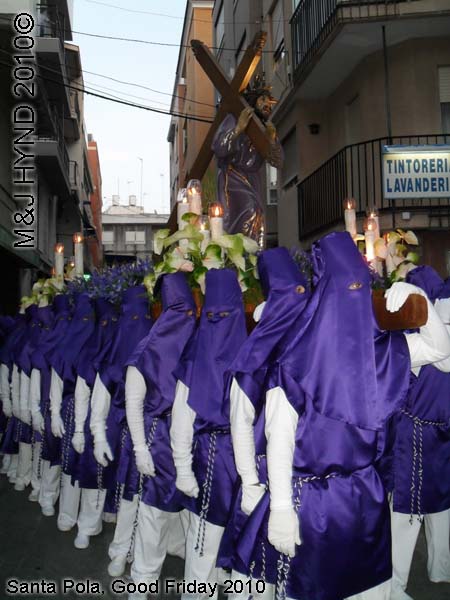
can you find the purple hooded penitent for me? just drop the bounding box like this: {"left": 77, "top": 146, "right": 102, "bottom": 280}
{"left": 177, "top": 269, "right": 247, "bottom": 532}
{"left": 389, "top": 266, "right": 450, "bottom": 515}
{"left": 231, "top": 232, "right": 411, "bottom": 600}
{"left": 123, "top": 272, "right": 196, "bottom": 510}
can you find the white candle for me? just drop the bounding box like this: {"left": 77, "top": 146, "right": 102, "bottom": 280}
{"left": 189, "top": 192, "right": 202, "bottom": 216}
{"left": 54, "top": 243, "right": 64, "bottom": 277}
{"left": 364, "top": 218, "right": 377, "bottom": 262}
{"left": 73, "top": 233, "right": 84, "bottom": 276}
{"left": 368, "top": 213, "right": 380, "bottom": 239}
{"left": 177, "top": 200, "right": 190, "bottom": 230}
{"left": 200, "top": 226, "right": 211, "bottom": 244}
{"left": 210, "top": 217, "right": 223, "bottom": 241}
{"left": 344, "top": 208, "right": 357, "bottom": 237}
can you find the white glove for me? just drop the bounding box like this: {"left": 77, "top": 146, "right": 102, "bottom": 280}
{"left": 384, "top": 281, "right": 425, "bottom": 313}
{"left": 241, "top": 483, "right": 266, "bottom": 515}
{"left": 51, "top": 414, "right": 65, "bottom": 438}
{"left": 268, "top": 507, "right": 301, "bottom": 557}
{"left": 31, "top": 411, "right": 44, "bottom": 434}
{"left": 72, "top": 432, "right": 85, "bottom": 454}
{"left": 435, "top": 297, "right": 450, "bottom": 325}
{"left": 175, "top": 465, "right": 199, "bottom": 498}
{"left": 134, "top": 444, "right": 155, "bottom": 477}
{"left": 94, "top": 436, "right": 113, "bottom": 467}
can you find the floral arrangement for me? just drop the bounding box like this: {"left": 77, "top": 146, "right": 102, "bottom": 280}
{"left": 372, "top": 229, "right": 420, "bottom": 285}
{"left": 67, "top": 258, "right": 153, "bottom": 305}
{"left": 290, "top": 246, "right": 314, "bottom": 290}
{"left": 146, "top": 213, "right": 263, "bottom": 304}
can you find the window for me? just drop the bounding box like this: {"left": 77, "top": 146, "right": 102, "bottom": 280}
{"left": 439, "top": 66, "right": 450, "bottom": 133}
{"left": 271, "top": 0, "right": 285, "bottom": 62}
{"left": 125, "top": 230, "right": 146, "bottom": 244}
{"left": 267, "top": 164, "right": 279, "bottom": 205}
{"left": 102, "top": 230, "right": 114, "bottom": 244}
{"left": 235, "top": 31, "right": 246, "bottom": 68}
{"left": 215, "top": 2, "right": 225, "bottom": 55}
{"left": 281, "top": 128, "right": 298, "bottom": 187}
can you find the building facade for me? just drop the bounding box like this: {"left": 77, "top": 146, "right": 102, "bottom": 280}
{"left": 168, "top": 0, "right": 215, "bottom": 211}
{"left": 102, "top": 198, "right": 169, "bottom": 264}
{"left": 0, "top": 0, "right": 96, "bottom": 311}
{"left": 86, "top": 133, "right": 103, "bottom": 269}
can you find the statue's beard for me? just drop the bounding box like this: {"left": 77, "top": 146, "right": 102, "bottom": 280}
{"left": 255, "top": 107, "right": 270, "bottom": 123}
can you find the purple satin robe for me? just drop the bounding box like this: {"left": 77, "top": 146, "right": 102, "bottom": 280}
{"left": 177, "top": 269, "right": 247, "bottom": 529}
{"left": 389, "top": 266, "right": 450, "bottom": 514}
{"left": 230, "top": 233, "right": 411, "bottom": 600}
{"left": 125, "top": 272, "right": 197, "bottom": 511}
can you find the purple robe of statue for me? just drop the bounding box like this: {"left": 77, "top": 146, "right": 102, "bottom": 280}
{"left": 96, "top": 285, "right": 153, "bottom": 497}
{"left": 212, "top": 114, "right": 267, "bottom": 242}
{"left": 176, "top": 269, "right": 247, "bottom": 540}
{"left": 390, "top": 266, "right": 450, "bottom": 515}
{"left": 218, "top": 247, "right": 312, "bottom": 570}
{"left": 0, "top": 316, "right": 18, "bottom": 434}
{"left": 231, "top": 232, "right": 411, "bottom": 600}
{"left": 125, "top": 272, "right": 196, "bottom": 511}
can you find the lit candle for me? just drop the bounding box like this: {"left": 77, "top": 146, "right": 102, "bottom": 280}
{"left": 199, "top": 216, "right": 211, "bottom": 244}
{"left": 367, "top": 206, "right": 380, "bottom": 239}
{"left": 177, "top": 188, "right": 189, "bottom": 230}
{"left": 209, "top": 202, "right": 224, "bottom": 241}
{"left": 187, "top": 179, "right": 202, "bottom": 216}
{"left": 73, "top": 232, "right": 84, "bottom": 277}
{"left": 54, "top": 243, "right": 64, "bottom": 277}
{"left": 343, "top": 198, "right": 357, "bottom": 237}
{"left": 364, "top": 217, "right": 377, "bottom": 262}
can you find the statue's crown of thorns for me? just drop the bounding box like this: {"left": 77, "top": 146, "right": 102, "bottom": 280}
{"left": 243, "top": 74, "right": 277, "bottom": 104}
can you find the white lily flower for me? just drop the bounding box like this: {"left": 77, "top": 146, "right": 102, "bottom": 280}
{"left": 153, "top": 229, "right": 170, "bottom": 255}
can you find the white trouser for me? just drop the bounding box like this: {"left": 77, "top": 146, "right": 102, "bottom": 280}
{"left": 130, "top": 504, "right": 183, "bottom": 587}
{"left": 168, "top": 510, "right": 189, "bottom": 559}
{"left": 391, "top": 506, "right": 450, "bottom": 597}
{"left": 183, "top": 513, "right": 224, "bottom": 600}
{"left": 30, "top": 441, "right": 42, "bottom": 493}
{"left": 77, "top": 488, "right": 106, "bottom": 536}
{"left": 16, "top": 441, "right": 32, "bottom": 487}
{"left": 227, "top": 571, "right": 275, "bottom": 600}
{"left": 39, "top": 461, "right": 60, "bottom": 509}
{"left": 1, "top": 453, "right": 12, "bottom": 474}
{"left": 58, "top": 473, "right": 81, "bottom": 529}
{"left": 109, "top": 495, "right": 139, "bottom": 562}
{"left": 6, "top": 453, "right": 18, "bottom": 480}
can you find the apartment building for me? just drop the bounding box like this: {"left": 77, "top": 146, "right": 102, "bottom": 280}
{"left": 167, "top": 0, "right": 215, "bottom": 212}
{"left": 0, "top": 0, "right": 96, "bottom": 311}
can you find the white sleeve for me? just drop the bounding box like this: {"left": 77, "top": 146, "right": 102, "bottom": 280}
{"left": 49, "top": 368, "right": 63, "bottom": 416}
{"left": 125, "top": 366, "right": 147, "bottom": 450}
{"left": 74, "top": 376, "right": 91, "bottom": 433}
{"left": 29, "top": 369, "right": 41, "bottom": 416}
{"left": 265, "top": 386, "right": 299, "bottom": 510}
{"left": 0, "top": 363, "right": 11, "bottom": 414}
{"left": 230, "top": 377, "right": 259, "bottom": 486}
{"left": 170, "top": 380, "right": 196, "bottom": 470}
{"left": 405, "top": 298, "right": 450, "bottom": 371}
{"left": 11, "top": 364, "right": 20, "bottom": 416}
{"left": 19, "top": 371, "right": 31, "bottom": 415}
{"left": 90, "top": 373, "right": 111, "bottom": 438}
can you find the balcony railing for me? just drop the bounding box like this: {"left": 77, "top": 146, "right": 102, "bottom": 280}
{"left": 297, "top": 134, "right": 450, "bottom": 240}
{"left": 290, "top": 0, "right": 405, "bottom": 77}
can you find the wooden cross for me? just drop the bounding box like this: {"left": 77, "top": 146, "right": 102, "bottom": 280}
{"left": 185, "top": 31, "right": 271, "bottom": 184}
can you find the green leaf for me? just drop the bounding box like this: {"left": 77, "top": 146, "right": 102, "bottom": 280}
{"left": 153, "top": 229, "right": 170, "bottom": 255}
{"left": 163, "top": 225, "right": 203, "bottom": 248}
{"left": 181, "top": 212, "right": 200, "bottom": 225}
{"left": 406, "top": 251, "right": 420, "bottom": 264}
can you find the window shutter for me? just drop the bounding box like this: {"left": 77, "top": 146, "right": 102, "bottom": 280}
{"left": 439, "top": 66, "right": 450, "bottom": 103}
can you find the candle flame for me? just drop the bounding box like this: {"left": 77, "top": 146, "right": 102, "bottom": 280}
{"left": 54, "top": 243, "right": 64, "bottom": 254}
{"left": 213, "top": 206, "right": 221, "bottom": 217}
{"left": 73, "top": 233, "right": 83, "bottom": 244}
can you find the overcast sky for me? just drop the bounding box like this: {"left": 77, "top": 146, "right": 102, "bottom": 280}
{"left": 73, "top": 0, "right": 188, "bottom": 214}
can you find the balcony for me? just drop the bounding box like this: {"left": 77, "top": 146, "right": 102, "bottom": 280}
{"left": 35, "top": 6, "right": 71, "bottom": 112}
{"left": 289, "top": 0, "right": 450, "bottom": 98}
{"left": 35, "top": 107, "right": 71, "bottom": 198}
{"left": 297, "top": 133, "right": 450, "bottom": 240}
{"left": 64, "top": 91, "right": 81, "bottom": 141}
